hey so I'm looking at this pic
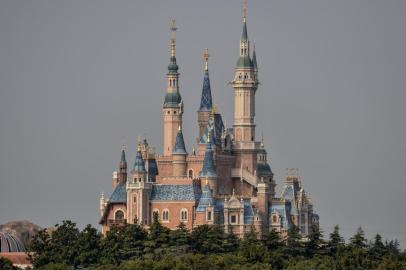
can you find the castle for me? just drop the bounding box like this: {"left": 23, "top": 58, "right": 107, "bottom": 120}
{"left": 99, "top": 5, "right": 319, "bottom": 239}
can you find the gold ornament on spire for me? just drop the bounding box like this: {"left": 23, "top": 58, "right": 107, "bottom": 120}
{"left": 204, "top": 48, "right": 209, "bottom": 71}
{"left": 243, "top": 0, "right": 247, "bottom": 22}
{"left": 170, "top": 19, "right": 177, "bottom": 57}
{"left": 205, "top": 176, "right": 209, "bottom": 186}
{"left": 178, "top": 124, "right": 182, "bottom": 131}
{"left": 207, "top": 129, "right": 211, "bottom": 143}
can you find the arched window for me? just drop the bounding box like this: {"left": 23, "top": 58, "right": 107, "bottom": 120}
{"left": 162, "top": 209, "right": 169, "bottom": 222}
{"left": 207, "top": 211, "right": 212, "bottom": 221}
{"left": 180, "top": 208, "right": 188, "bottom": 221}
{"left": 133, "top": 195, "right": 137, "bottom": 204}
{"left": 115, "top": 210, "right": 124, "bottom": 221}
{"left": 272, "top": 215, "right": 278, "bottom": 224}
{"left": 188, "top": 169, "right": 193, "bottom": 179}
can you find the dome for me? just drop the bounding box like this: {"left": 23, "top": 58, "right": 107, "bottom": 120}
{"left": 0, "top": 232, "right": 26, "bottom": 252}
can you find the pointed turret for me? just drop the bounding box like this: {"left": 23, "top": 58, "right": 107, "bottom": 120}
{"left": 252, "top": 44, "right": 258, "bottom": 71}
{"left": 200, "top": 131, "right": 217, "bottom": 178}
{"left": 197, "top": 48, "right": 213, "bottom": 139}
{"left": 173, "top": 126, "right": 187, "bottom": 155}
{"left": 236, "top": 2, "right": 253, "bottom": 68}
{"left": 133, "top": 144, "right": 146, "bottom": 173}
{"left": 119, "top": 146, "right": 127, "bottom": 186}
{"left": 172, "top": 125, "right": 188, "bottom": 176}
{"left": 163, "top": 19, "right": 183, "bottom": 155}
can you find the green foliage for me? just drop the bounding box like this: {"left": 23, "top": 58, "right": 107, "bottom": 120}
{"left": 0, "top": 257, "right": 18, "bottom": 270}
{"left": 29, "top": 219, "right": 406, "bottom": 270}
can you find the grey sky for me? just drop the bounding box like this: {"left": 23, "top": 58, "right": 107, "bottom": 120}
{"left": 0, "top": 0, "right": 405, "bottom": 247}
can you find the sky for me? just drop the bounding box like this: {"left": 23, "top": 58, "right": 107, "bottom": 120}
{"left": 0, "top": 0, "right": 405, "bottom": 247}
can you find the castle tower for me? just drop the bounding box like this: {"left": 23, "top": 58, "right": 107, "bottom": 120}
{"left": 163, "top": 19, "right": 183, "bottom": 156}
{"left": 200, "top": 131, "right": 217, "bottom": 195}
{"left": 172, "top": 125, "right": 188, "bottom": 177}
{"left": 257, "top": 137, "right": 275, "bottom": 198}
{"left": 231, "top": 2, "right": 259, "bottom": 175}
{"left": 127, "top": 143, "right": 152, "bottom": 225}
{"left": 257, "top": 177, "right": 269, "bottom": 237}
{"left": 197, "top": 48, "right": 213, "bottom": 139}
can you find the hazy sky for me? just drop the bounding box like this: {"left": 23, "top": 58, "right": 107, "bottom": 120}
{"left": 0, "top": 0, "right": 405, "bottom": 247}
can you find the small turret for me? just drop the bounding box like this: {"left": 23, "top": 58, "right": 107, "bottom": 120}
{"left": 200, "top": 131, "right": 217, "bottom": 194}
{"left": 119, "top": 146, "right": 127, "bottom": 186}
{"left": 172, "top": 125, "right": 188, "bottom": 176}
{"left": 132, "top": 143, "right": 147, "bottom": 183}
{"left": 99, "top": 192, "right": 106, "bottom": 216}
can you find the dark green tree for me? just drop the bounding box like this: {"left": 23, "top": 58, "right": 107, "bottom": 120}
{"left": 0, "top": 257, "right": 17, "bottom": 270}
{"left": 239, "top": 227, "right": 266, "bottom": 263}
{"left": 190, "top": 224, "right": 226, "bottom": 254}
{"left": 304, "top": 224, "right": 324, "bottom": 258}
{"left": 264, "top": 228, "right": 282, "bottom": 251}
{"left": 350, "top": 227, "right": 367, "bottom": 249}
{"left": 286, "top": 224, "right": 303, "bottom": 257}
{"left": 327, "top": 225, "right": 344, "bottom": 256}
{"left": 144, "top": 212, "right": 170, "bottom": 258}
{"left": 168, "top": 222, "right": 191, "bottom": 254}
{"left": 370, "top": 234, "right": 387, "bottom": 260}
{"left": 74, "top": 224, "right": 102, "bottom": 267}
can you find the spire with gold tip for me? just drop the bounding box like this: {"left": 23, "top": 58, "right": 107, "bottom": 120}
{"left": 199, "top": 48, "right": 213, "bottom": 111}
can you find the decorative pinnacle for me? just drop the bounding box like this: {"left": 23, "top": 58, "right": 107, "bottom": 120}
{"left": 243, "top": 0, "right": 247, "bottom": 22}
{"left": 207, "top": 129, "right": 211, "bottom": 143}
{"left": 205, "top": 176, "right": 209, "bottom": 186}
{"left": 204, "top": 48, "right": 209, "bottom": 71}
{"left": 170, "top": 19, "right": 177, "bottom": 57}
{"left": 178, "top": 124, "right": 182, "bottom": 131}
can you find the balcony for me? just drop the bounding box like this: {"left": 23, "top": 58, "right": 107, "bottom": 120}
{"left": 107, "top": 219, "right": 127, "bottom": 226}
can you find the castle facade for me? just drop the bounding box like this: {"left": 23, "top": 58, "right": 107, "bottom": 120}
{"left": 99, "top": 8, "right": 319, "bottom": 239}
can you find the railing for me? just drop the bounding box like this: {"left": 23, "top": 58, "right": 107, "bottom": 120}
{"left": 231, "top": 168, "right": 258, "bottom": 187}
{"left": 107, "top": 219, "right": 127, "bottom": 226}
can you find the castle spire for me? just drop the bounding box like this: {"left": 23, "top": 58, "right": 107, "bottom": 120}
{"left": 163, "top": 18, "right": 183, "bottom": 155}
{"left": 133, "top": 145, "right": 146, "bottom": 173}
{"left": 168, "top": 19, "right": 178, "bottom": 72}
{"left": 236, "top": 0, "right": 252, "bottom": 68}
{"left": 199, "top": 48, "right": 213, "bottom": 111}
{"left": 200, "top": 130, "right": 216, "bottom": 178}
{"left": 173, "top": 125, "right": 187, "bottom": 155}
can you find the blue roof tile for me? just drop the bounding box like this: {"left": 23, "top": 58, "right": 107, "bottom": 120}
{"left": 150, "top": 184, "right": 201, "bottom": 201}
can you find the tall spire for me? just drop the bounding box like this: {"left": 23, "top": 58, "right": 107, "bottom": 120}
{"left": 168, "top": 19, "right": 179, "bottom": 73}
{"left": 120, "top": 145, "right": 126, "bottom": 164}
{"left": 199, "top": 48, "right": 213, "bottom": 111}
{"left": 236, "top": 0, "right": 252, "bottom": 68}
{"left": 133, "top": 143, "right": 146, "bottom": 173}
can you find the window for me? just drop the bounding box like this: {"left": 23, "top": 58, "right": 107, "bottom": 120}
{"left": 230, "top": 215, "right": 237, "bottom": 224}
{"left": 272, "top": 215, "right": 277, "bottom": 223}
{"left": 188, "top": 169, "right": 193, "bottom": 179}
{"left": 180, "top": 209, "right": 188, "bottom": 221}
{"left": 162, "top": 209, "right": 169, "bottom": 221}
{"left": 207, "top": 211, "right": 212, "bottom": 221}
{"left": 115, "top": 210, "right": 124, "bottom": 221}
{"left": 133, "top": 195, "right": 137, "bottom": 204}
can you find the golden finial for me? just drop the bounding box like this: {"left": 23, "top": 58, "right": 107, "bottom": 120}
{"left": 243, "top": 0, "right": 247, "bottom": 22}
{"left": 260, "top": 132, "right": 264, "bottom": 148}
{"left": 204, "top": 48, "right": 209, "bottom": 71}
{"left": 207, "top": 129, "right": 211, "bottom": 143}
{"left": 170, "top": 19, "right": 177, "bottom": 57}
{"left": 178, "top": 124, "right": 182, "bottom": 131}
{"left": 213, "top": 104, "right": 218, "bottom": 114}
{"left": 205, "top": 176, "right": 209, "bottom": 186}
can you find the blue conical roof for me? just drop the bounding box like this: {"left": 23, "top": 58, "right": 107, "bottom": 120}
{"left": 196, "top": 184, "right": 215, "bottom": 212}
{"left": 252, "top": 48, "right": 258, "bottom": 70}
{"left": 199, "top": 70, "right": 213, "bottom": 111}
{"left": 173, "top": 128, "right": 187, "bottom": 155}
{"left": 242, "top": 20, "right": 248, "bottom": 41}
{"left": 120, "top": 149, "right": 126, "bottom": 163}
{"left": 133, "top": 148, "right": 146, "bottom": 172}
{"left": 200, "top": 139, "right": 217, "bottom": 178}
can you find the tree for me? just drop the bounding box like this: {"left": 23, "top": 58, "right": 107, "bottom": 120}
{"left": 327, "top": 225, "right": 344, "bottom": 256}
{"left": 190, "top": 225, "right": 226, "bottom": 254}
{"left": 304, "top": 224, "right": 324, "bottom": 258}
{"left": 265, "top": 228, "right": 282, "bottom": 251}
{"left": 239, "top": 227, "right": 266, "bottom": 263}
{"left": 168, "top": 222, "right": 191, "bottom": 254}
{"left": 350, "top": 227, "right": 367, "bottom": 249}
{"left": 0, "top": 257, "right": 17, "bottom": 270}
{"left": 370, "top": 234, "right": 387, "bottom": 260}
{"left": 286, "top": 225, "right": 303, "bottom": 257}
{"left": 144, "top": 212, "right": 170, "bottom": 258}
{"left": 75, "top": 224, "right": 102, "bottom": 267}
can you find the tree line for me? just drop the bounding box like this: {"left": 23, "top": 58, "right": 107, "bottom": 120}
{"left": 2, "top": 214, "right": 404, "bottom": 270}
